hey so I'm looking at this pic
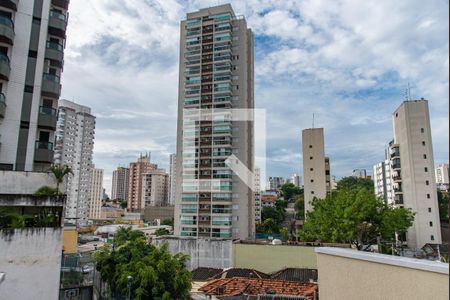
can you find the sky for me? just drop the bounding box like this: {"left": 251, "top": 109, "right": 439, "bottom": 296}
{"left": 60, "top": 0, "right": 449, "bottom": 195}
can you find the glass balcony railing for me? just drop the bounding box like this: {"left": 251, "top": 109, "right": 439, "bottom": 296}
{"left": 181, "top": 208, "right": 197, "bottom": 214}
{"left": 39, "top": 106, "right": 57, "bottom": 116}
{"left": 46, "top": 41, "right": 63, "bottom": 51}
{"left": 35, "top": 141, "right": 54, "bottom": 150}
{"left": 50, "top": 10, "right": 66, "bottom": 21}
{"left": 43, "top": 73, "right": 60, "bottom": 83}
{"left": 0, "top": 15, "right": 14, "bottom": 28}
{"left": 212, "top": 220, "right": 232, "bottom": 226}
{"left": 0, "top": 53, "right": 10, "bottom": 64}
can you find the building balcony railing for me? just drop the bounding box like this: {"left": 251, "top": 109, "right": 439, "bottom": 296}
{"left": 391, "top": 163, "right": 401, "bottom": 170}
{"left": 0, "top": 92, "right": 6, "bottom": 118}
{"left": 52, "top": 0, "right": 69, "bottom": 9}
{"left": 45, "top": 41, "right": 64, "bottom": 66}
{"left": 0, "top": 53, "right": 11, "bottom": 81}
{"left": 0, "top": 0, "right": 18, "bottom": 11}
{"left": 34, "top": 141, "right": 54, "bottom": 163}
{"left": 38, "top": 106, "right": 57, "bottom": 129}
{"left": 393, "top": 188, "right": 403, "bottom": 193}
{"left": 392, "top": 175, "right": 402, "bottom": 181}
{"left": 48, "top": 10, "right": 68, "bottom": 38}
{"left": 0, "top": 15, "right": 14, "bottom": 45}
{"left": 394, "top": 195, "right": 404, "bottom": 205}
{"left": 42, "top": 73, "right": 61, "bottom": 98}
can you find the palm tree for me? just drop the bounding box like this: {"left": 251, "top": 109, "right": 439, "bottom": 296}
{"left": 49, "top": 164, "right": 72, "bottom": 195}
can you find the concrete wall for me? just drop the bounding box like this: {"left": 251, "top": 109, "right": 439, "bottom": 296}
{"left": 143, "top": 206, "right": 174, "bottom": 222}
{"left": 316, "top": 247, "right": 449, "bottom": 300}
{"left": 0, "top": 228, "right": 63, "bottom": 300}
{"left": 153, "top": 237, "right": 232, "bottom": 270}
{"left": 0, "top": 170, "right": 56, "bottom": 194}
{"left": 63, "top": 227, "right": 78, "bottom": 254}
{"left": 233, "top": 244, "right": 317, "bottom": 273}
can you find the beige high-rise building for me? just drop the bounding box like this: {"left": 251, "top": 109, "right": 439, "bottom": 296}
{"left": 111, "top": 166, "right": 129, "bottom": 201}
{"left": 435, "top": 164, "right": 449, "bottom": 185}
{"left": 142, "top": 169, "right": 169, "bottom": 207}
{"left": 89, "top": 168, "right": 103, "bottom": 220}
{"left": 390, "top": 100, "right": 441, "bottom": 248}
{"left": 127, "top": 154, "right": 157, "bottom": 211}
{"left": 174, "top": 4, "right": 254, "bottom": 239}
{"left": 302, "top": 128, "right": 330, "bottom": 216}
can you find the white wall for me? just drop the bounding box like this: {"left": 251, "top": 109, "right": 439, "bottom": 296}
{"left": 0, "top": 170, "right": 56, "bottom": 194}
{"left": 0, "top": 228, "right": 62, "bottom": 300}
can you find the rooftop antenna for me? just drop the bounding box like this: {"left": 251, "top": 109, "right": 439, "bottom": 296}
{"left": 312, "top": 113, "right": 315, "bottom": 129}
{"left": 404, "top": 82, "right": 411, "bottom": 100}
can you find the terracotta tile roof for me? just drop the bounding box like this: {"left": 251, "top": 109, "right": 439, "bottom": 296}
{"left": 199, "top": 277, "right": 318, "bottom": 299}
{"left": 192, "top": 267, "right": 224, "bottom": 281}
{"left": 211, "top": 268, "right": 270, "bottom": 280}
{"left": 270, "top": 268, "right": 318, "bottom": 283}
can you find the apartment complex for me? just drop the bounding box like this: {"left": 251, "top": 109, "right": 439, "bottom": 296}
{"left": 0, "top": 0, "right": 69, "bottom": 171}
{"left": 54, "top": 99, "right": 95, "bottom": 226}
{"left": 111, "top": 166, "right": 129, "bottom": 200}
{"left": 142, "top": 169, "right": 169, "bottom": 207}
{"left": 89, "top": 168, "right": 103, "bottom": 219}
{"left": 289, "top": 173, "right": 301, "bottom": 187}
{"left": 302, "top": 128, "right": 330, "bottom": 216}
{"left": 266, "top": 176, "right": 285, "bottom": 190}
{"left": 127, "top": 154, "right": 157, "bottom": 211}
{"left": 373, "top": 159, "right": 393, "bottom": 204}
{"left": 174, "top": 4, "right": 254, "bottom": 239}
{"left": 168, "top": 153, "right": 176, "bottom": 205}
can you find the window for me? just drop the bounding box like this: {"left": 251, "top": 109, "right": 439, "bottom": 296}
{"left": 427, "top": 194, "right": 430, "bottom": 199}
{"left": 310, "top": 179, "right": 314, "bottom": 183}
{"left": 429, "top": 221, "right": 433, "bottom": 227}
{"left": 395, "top": 113, "right": 398, "bottom": 117}
{"left": 421, "top": 128, "right": 424, "bottom": 133}
{"left": 423, "top": 154, "right": 427, "bottom": 159}
{"left": 422, "top": 141, "right": 426, "bottom": 146}
{"left": 425, "top": 180, "right": 429, "bottom": 185}
{"left": 310, "top": 156, "right": 313, "bottom": 160}
{"left": 310, "top": 168, "right": 313, "bottom": 171}
{"left": 424, "top": 167, "right": 428, "bottom": 172}
{"left": 311, "top": 191, "right": 314, "bottom": 194}
{"left": 431, "top": 235, "right": 435, "bottom": 241}
{"left": 428, "top": 208, "right": 432, "bottom": 213}
{"left": 309, "top": 145, "right": 313, "bottom": 148}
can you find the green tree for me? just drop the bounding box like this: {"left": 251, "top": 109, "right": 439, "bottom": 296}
{"left": 95, "top": 227, "right": 191, "bottom": 299}
{"left": 161, "top": 218, "right": 174, "bottom": 227}
{"left": 294, "top": 194, "right": 305, "bottom": 220}
{"left": 279, "top": 227, "right": 289, "bottom": 241}
{"left": 437, "top": 190, "right": 449, "bottom": 222}
{"left": 280, "top": 183, "right": 303, "bottom": 201}
{"left": 155, "top": 228, "right": 170, "bottom": 236}
{"left": 259, "top": 218, "right": 279, "bottom": 234}
{"left": 261, "top": 207, "right": 284, "bottom": 224}
{"left": 49, "top": 164, "right": 72, "bottom": 194}
{"left": 33, "top": 186, "right": 58, "bottom": 196}
{"left": 119, "top": 200, "right": 128, "bottom": 209}
{"left": 336, "top": 176, "right": 373, "bottom": 191}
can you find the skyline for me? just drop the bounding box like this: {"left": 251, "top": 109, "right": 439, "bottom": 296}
{"left": 60, "top": 0, "right": 449, "bottom": 194}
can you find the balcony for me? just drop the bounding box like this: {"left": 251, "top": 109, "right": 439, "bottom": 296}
{"left": 45, "top": 41, "right": 64, "bottom": 66}
{"left": 0, "top": 0, "right": 18, "bottom": 11}
{"left": 38, "top": 106, "right": 57, "bottom": 129}
{"left": 41, "top": 73, "right": 61, "bottom": 98}
{"left": 0, "top": 15, "right": 14, "bottom": 45}
{"left": 0, "top": 93, "right": 5, "bottom": 118}
{"left": 48, "top": 10, "right": 68, "bottom": 38}
{"left": 394, "top": 194, "right": 404, "bottom": 205}
{"left": 52, "top": 0, "right": 69, "bottom": 9}
{"left": 34, "top": 141, "right": 54, "bottom": 163}
{"left": 0, "top": 53, "right": 10, "bottom": 81}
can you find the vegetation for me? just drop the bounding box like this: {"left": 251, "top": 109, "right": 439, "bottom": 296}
{"left": 0, "top": 207, "right": 61, "bottom": 229}
{"left": 294, "top": 194, "right": 305, "bottom": 220}
{"left": 94, "top": 227, "right": 191, "bottom": 299}
{"left": 300, "top": 177, "right": 415, "bottom": 250}
{"left": 437, "top": 190, "right": 449, "bottom": 222}
{"left": 161, "top": 218, "right": 174, "bottom": 227}
{"left": 280, "top": 183, "right": 303, "bottom": 201}
{"left": 33, "top": 186, "right": 58, "bottom": 197}
{"left": 119, "top": 200, "right": 128, "bottom": 209}
{"left": 155, "top": 228, "right": 170, "bottom": 236}
{"left": 49, "top": 164, "right": 73, "bottom": 194}
{"left": 257, "top": 200, "right": 288, "bottom": 234}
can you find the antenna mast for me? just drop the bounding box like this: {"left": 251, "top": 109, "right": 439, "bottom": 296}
{"left": 312, "top": 113, "right": 315, "bottom": 128}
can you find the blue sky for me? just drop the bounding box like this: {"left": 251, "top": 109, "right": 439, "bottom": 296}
{"left": 60, "top": 0, "right": 449, "bottom": 194}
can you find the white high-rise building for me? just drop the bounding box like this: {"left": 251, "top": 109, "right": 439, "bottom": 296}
{"left": 302, "top": 128, "right": 330, "bottom": 216}
{"left": 352, "top": 169, "right": 367, "bottom": 178}
{"left": 289, "top": 173, "right": 301, "bottom": 187}
{"left": 266, "top": 176, "right": 285, "bottom": 190}
{"left": 0, "top": 0, "right": 69, "bottom": 172}
{"left": 168, "top": 154, "right": 177, "bottom": 205}
{"left": 54, "top": 99, "right": 95, "bottom": 226}
{"left": 89, "top": 168, "right": 103, "bottom": 220}
{"left": 390, "top": 100, "right": 441, "bottom": 248}
{"left": 142, "top": 169, "right": 169, "bottom": 207}
{"left": 435, "top": 164, "right": 449, "bottom": 191}
{"left": 174, "top": 4, "right": 254, "bottom": 239}
{"left": 111, "top": 166, "right": 129, "bottom": 201}
{"left": 373, "top": 159, "right": 393, "bottom": 204}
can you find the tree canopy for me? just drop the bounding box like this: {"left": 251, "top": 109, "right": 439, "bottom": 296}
{"left": 336, "top": 176, "right": 373, "bottom": 191}
{"left": 280, "top": 183, "right": 303, "bottom": 201}
{"left": 95, "top": 227, "right": 191, "bottom": 299}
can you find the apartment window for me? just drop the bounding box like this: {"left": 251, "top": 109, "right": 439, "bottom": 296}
{"left": 311, "top": 191, "right": 314, "bottom": 194}
{"left": 428, "top": 208, "right": 432, "bottom": 213}
{"left": 425, "top": 180, "right": 429, "bottom": 185}
{"left": 310, "top": 156, "right": 313, "bottom": 160}
{"left": 421, "top": 128, "right": 424, "bottom": 133}
{"left": 310, "top": 168, "right": 313, "bottom": 171}
{"left": 429, "top": 221, "right": 433, "bottom": 227}
{"left": 395, "top": 113, "right": 398, "bottom": 117}
{"left": 309, "top": 145, "right": 313, "bottom": 148}
{"left": 424, "top": 167, "right": 428, "bottom": 172}
{"left": 423, "top": 154, "right": 427, "bottom": 159}
{"left": 431, "top": 235, "right": 435, "bottom": 241}
{"left": 310, "top": 179, "right": 314, "bottom": 183}
{"left": 422, "top": 141, "right": 426, "bottom": 146}
{"left": 427, "top": 194, "right": 430, "bottom": 199}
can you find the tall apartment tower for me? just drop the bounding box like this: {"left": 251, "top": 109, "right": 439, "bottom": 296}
{"left": 373, "top": 159, "right": 393, "bottom": 204}
{"left": 266, "top": 176, "right": 285, "bottom": 190}
{"left": 302, "top": 128, "right": 330, "bottom": 216}
{"left": 111, "top": 166, "right": 129, "bottom": 201}
{"left": 142, "top": 169, "right": 169, "bottom": 207}
{"left": 390, "top": 100, "right": 441, "bottom": 248}
{"left": 54, "top": 99, "right": 95, "bottom": 226}
{"left": 89, "top": 167, "right": 103, "bottom": 219}
{"left": 168, "top": 154, "right": 177, "bottom": 205}
{"left": 0, "top": 0, "right": 69, "bottom": 171}
{"left": 174, "top": 4, "right": 254, "bottom": 239}
{"left": 435, "top": 163, "right": 449, "bottom": 191}
{"left": 127, "top": 154, "right": 157, "bottom": 211}
{"left": 289, "top": 173, "right": 301, "bottom": 187}
{"left": 254, "top": 166, "right": 261, "bottom": 223}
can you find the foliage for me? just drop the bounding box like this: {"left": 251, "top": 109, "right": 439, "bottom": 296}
{"left": 94, "top": 227, "right": 191, "bottom": 299}
{"left": 261, "top": 207, "right": 283, "bottom": 225}
{"left": 155, "top": 228, "right": 170, "bottom": 236}
{"left": 119, "top": 200, "right": 128, "bottom": 209}
{"left": 33, "top": 186, "right": 58, "bottom": 197}
{"left": 161, "top": 218, "right": 174, "bottom": 227}
{"left": 294, "top": 194, "right": 305, "bottom": 220}
{"left": 336, "top": 176, "right": 374, "bottom": 191}
{"left": 61, "top": 269, "right": 83, "bottom": 287}
{"left": 300, "top": 184, "right": 414, "bottom": 249}
{"left": 437, "top": 190, "right": 449, "bottom": 222}
{"left": 0, "top": 207, "right": 60, "bottom": 229}
{"left": 280, "top": 183, "right": 303, "bottom": 201}
{"left": 279, "top": 227, "right": 289, "bottom": 241}
{"left": 49, "top": 164, "right": 73, "bottom": 194}
{"left": 256, "top": 218, "right": 279, "bottom": 234}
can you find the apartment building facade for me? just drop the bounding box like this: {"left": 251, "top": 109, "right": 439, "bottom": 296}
{"left": 302, "top": 128, "right": 330, "bottom": 216}
{"left": 174, "top": 4, "right": 254, "bottom": 239}
{"left": 54, "top": 99, "right": 95, "bottom": 226}
{"left": 142, "top": 169, "right": 169, "bottom": 207}
{"left": 127, "top": 154, "right": 157, "bottom": 211}
{"left": 89, "top": 167, "right": 103, "bottom": 219}
{"left": 435, "top": 163, "right": 449, "bottom": 191}
{"left": 373, "top": 159, "right": 393, "bottom": 204}
{"left": 111, "top": 166, "right": 129, "bottom": 201}
{"left": 168, "top": 153, "right": 176, "bottom": 205}
{"left": 0, "top": 0, "right": 69, "bottom": 172}
{"left": 266, "top": 176, "right": 285, "bottom": 190}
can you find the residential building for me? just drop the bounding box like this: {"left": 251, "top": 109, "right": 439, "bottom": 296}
{"left": 89, "top": 167, "right": 103, "bottom": 220}
{"left": 330, "top": 175, "right": 338, "bottom": 190}
{"left": 127, "top": 153, "right": 157, "bottom": 211}
{"left": 0, "top": 0, "right": 69, "bottom": 172}
{"left": 254, "top": 166, "right": 261, "bottom": 223}
{"left": 302, "top": 128, "right": 330, "bottom": 216}
{"left": 435, "top": 163, "right": 449, "bottom": 191}
{"left": 373, "top": 159, "right": 393, "bottom": 204}
{"left": 0, "top": 171, "right": 65, "bottom": 300}
{"left": 289, "top": 173, "right": 301, "bottom": 187}
{"left": 168, "top": 153, "right": 177, "bottom": 205}
{"left": 54, "top": 99, "right": 95, "bottom": 226}
{"left": 142, "top": 169, "right": 169, "bottom": 207}
{"left": 174, "top": 4, "right": 254, "bottom": 239}
{"left": 261, "top": 193, "right": 277, "bottom": 208}
{"left": 352, "top": 169, "right": 367, "bottom": 178}
{"left": 111, "top": 166, "right": 129, "bottom": 201}
{"left": 390, "top": 100, "right": 441, "bottom": 248}
{"left": 143, "top": 206, "right": 175, "bottom": 224}
{"left": 266, "top": 176, "right": 285, "bottom": 190}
